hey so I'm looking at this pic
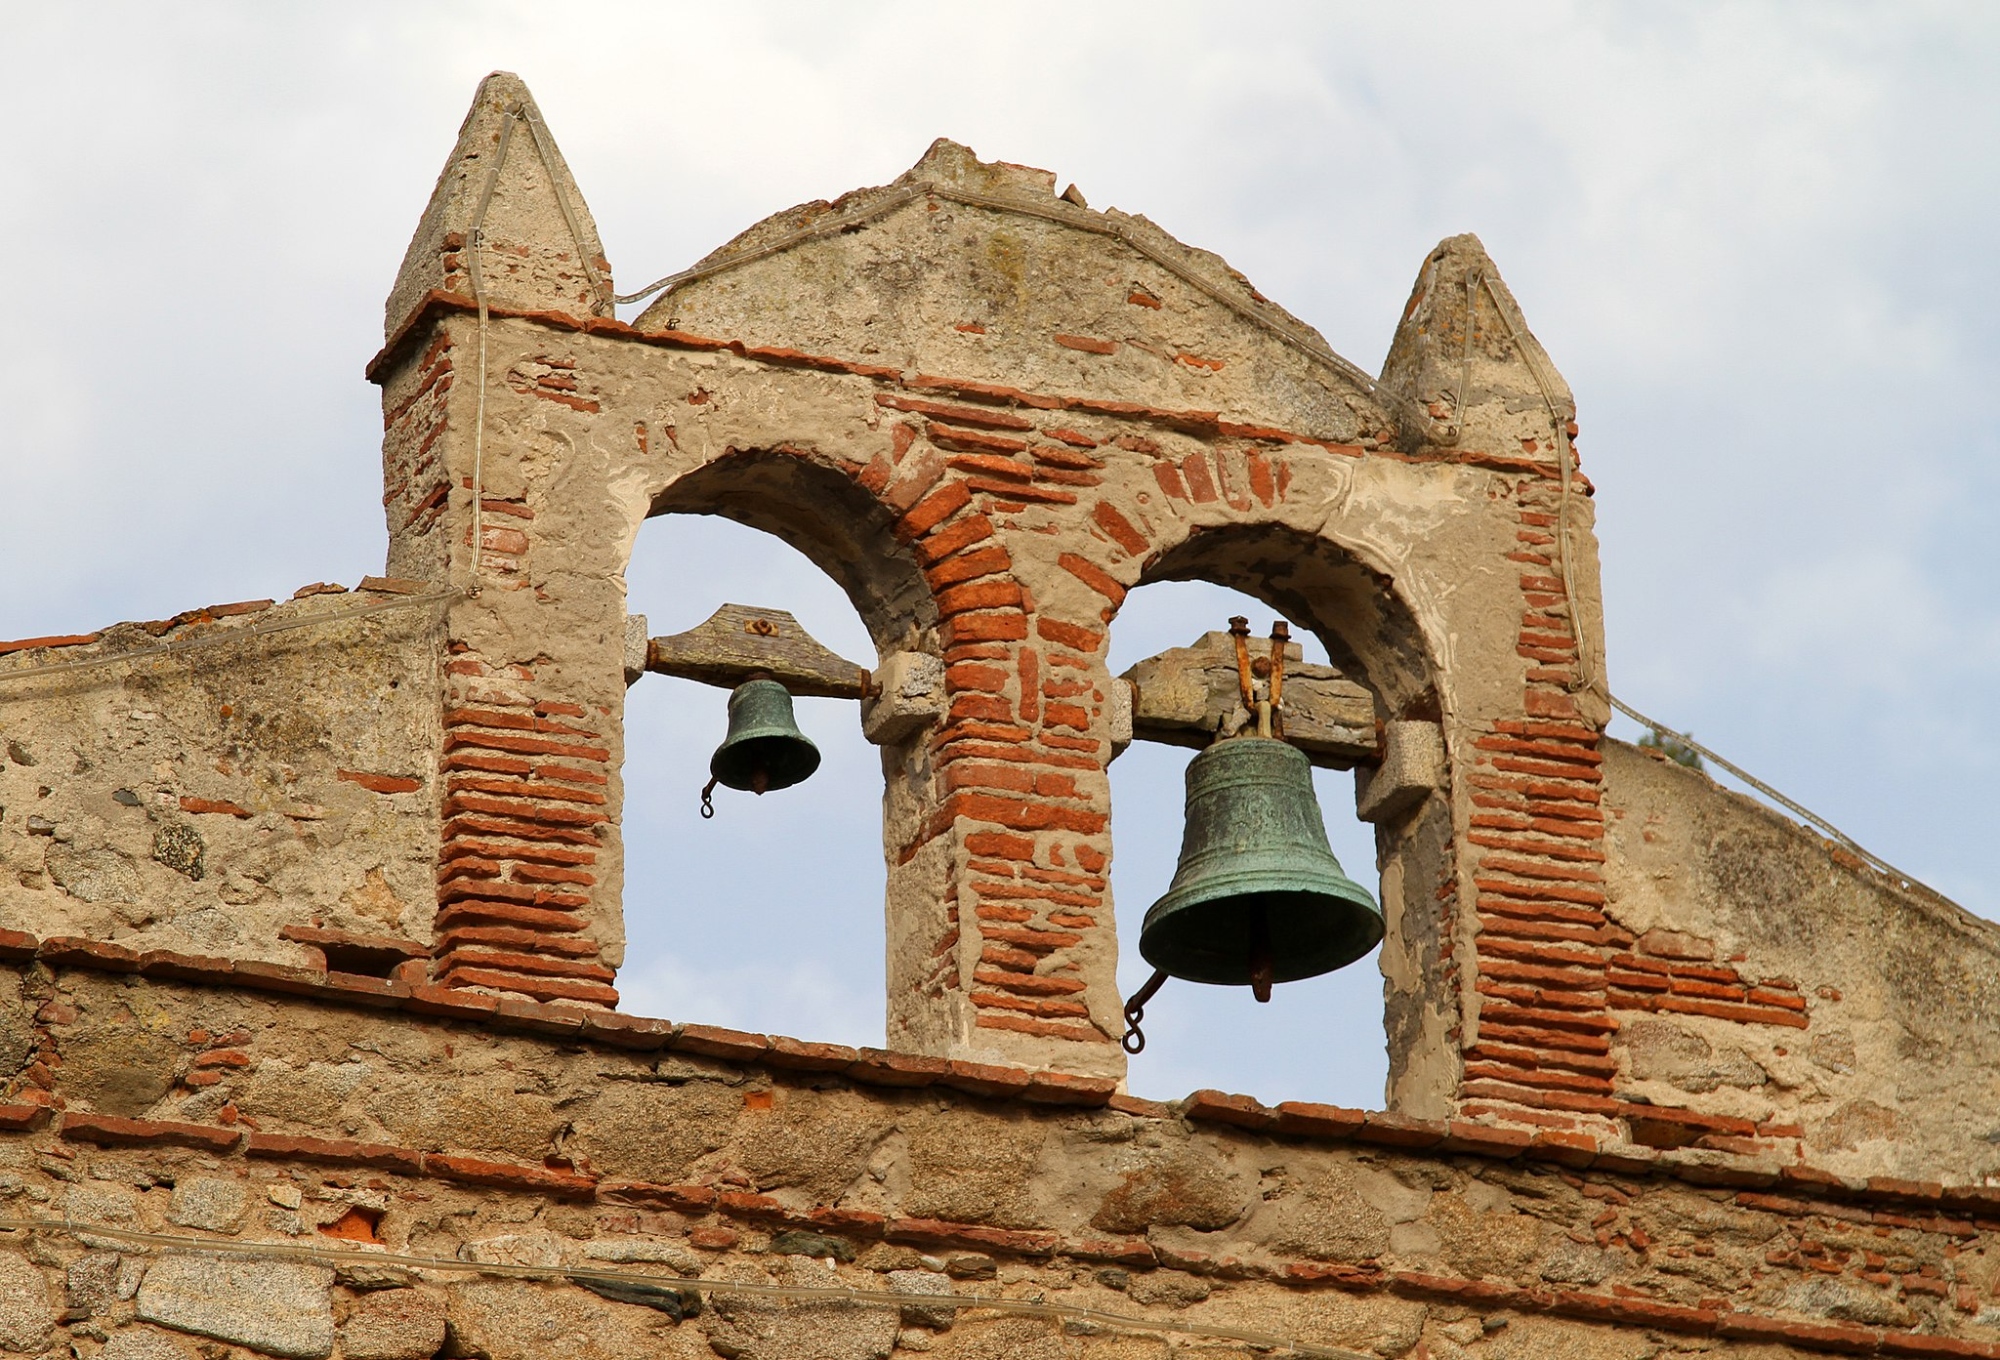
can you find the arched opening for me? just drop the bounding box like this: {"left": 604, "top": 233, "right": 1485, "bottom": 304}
{"left": 619, "top": 512, "right": 886, "bottom": 1045}
{"left": 1109, "top": 581, "right": 1387, "bottom": 1109}
{"left": 1107, "top": 524, "right": 1445, "bottom": 1110}
{"left": 615, "top": 449, "right": 939, "bottom": 1046}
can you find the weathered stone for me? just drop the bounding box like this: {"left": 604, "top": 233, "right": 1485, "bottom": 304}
{"left": 885, "top": 1269, "right": 955, "bottom": 1330}
{"left": 1777, "top": 1275, "right": 1915, "bottom": 1328}
{"left": 1622, "top": 1017, "right": 1767, "bottom": 1094}
{"left": 0, "top": 1250, "right": 55, "bottom": 1352}
{"left": 337, "top": 1263, "right": 416, "bottom": 1292}
{"left": 1538, "top": 1238, "right": 1623, "bottom": 1287}
{"left": 101, "top": 1328, "right": 199, "bottom": 1360}
{"left": 732, "top": 1087, "right": 895, "bottom": 1204}
{"left": 1261, "top": 1162, "right": 1399, "bottom": 1263}
{"left": 135, "top": 1256, "right": 335, "bottom": 1359}
{"left": 1431, "top": 1189, "right": 1547, "bottom": 1281}
{"left": 66, "top": 1251, "right": 122, "bottom": 1316}
{"left": 168, "top": 1175, "right": 249, "bottom": 1233}
{"left": 338, "top": 1288, "right": 448, "bottom": 1360}
{"left": 46, "top": 846, "right": 141, "bottom": 903}
{"left": 1125, "top": 1271, "right": 1210, "bottom": 1308}
{"left": 582, "top": 1238, "right": 703, "bottom": 1275}
{"left": 1089, "top": 1140, "right": 1253, "bottom": 1234}
{"left": 0, "top": 1004, "right": 29, "bottom": 1078}
{"left": 65, "top": 1180, "right": 140, "bottom": 1251}
{"left": 568, "top": 1079, "right": 741, "bottom": 1184}
{"left": 700, "top": 1258, "right": 896, "bottom": 1360}
{"left": 902, "top": 1108, "right": 1047, "bottom": 1227}
{"left": 1812, "top": 1098, "right": 1908, "bottom": 1153}
{"left": 150, "top": 825, "right": 205, "bottom": 881}
{"left": 459, "top": 1231, "right": 565, "bottom": 1269}
{"left": 59, "top": 1026, "right": 182, "bottom": 1117}
{"left": 446, "top": 1279, "right": 706, "bottom": 1360}
{"left": 769, "top": 1229, "right": 856, "bottom": 1263}
{"left": 1810, "top": 1030, "right": 1858, "bottom": 1074}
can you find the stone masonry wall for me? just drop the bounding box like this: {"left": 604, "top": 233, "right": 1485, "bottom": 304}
{"left": 0, "top": 587, "right": 443, "bottom": 967}
{"left": 1599, "top": 740, "right": 2000, "bottom": 1182}
{"left": 362, "top": 112, "right": 1624, "bottom": 1088}
{"left": 5, "top": 959, "right": 2000, "bottom": 1360}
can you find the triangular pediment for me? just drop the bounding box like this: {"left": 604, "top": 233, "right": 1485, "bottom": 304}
{"left": 635, "top": 140, "right": 1398, "bottom": 446}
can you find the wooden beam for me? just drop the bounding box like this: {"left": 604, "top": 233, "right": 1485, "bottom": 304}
{"left": 1120, "top": 631, "right": 1379, "bottom": 769}
{"left": 644, "top": 604, "right": 871, "bottom": 699}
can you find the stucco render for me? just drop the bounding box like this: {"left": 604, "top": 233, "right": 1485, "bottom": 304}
{"left": 1, "top": 69, "right": 1996, "bottom": 1359}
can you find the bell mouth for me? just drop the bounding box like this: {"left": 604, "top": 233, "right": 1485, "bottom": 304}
{"left": 1139, "top": 887, "right": 1384, "bottom": 987}
{"left": 710, "top": 734, "right": 821, "bottom": 793}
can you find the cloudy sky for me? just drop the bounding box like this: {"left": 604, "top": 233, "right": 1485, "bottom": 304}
{"left": 4, "top": 3, "right": 1995, "bottom": 1108}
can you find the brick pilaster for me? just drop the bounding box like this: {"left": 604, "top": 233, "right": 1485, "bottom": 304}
{"left": 1458, "top": 476, "right": 1616, "bottom": 1133}
{"left": 878, "top": 403, "right": 1124, "bottom": 1064}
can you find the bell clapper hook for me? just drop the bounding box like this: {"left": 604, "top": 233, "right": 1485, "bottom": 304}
{"left": 699, "top": 777, "right": 719, "bottom": 819}
{"left": 1121, "top": 967, "right": 1170, "bottom": 1054}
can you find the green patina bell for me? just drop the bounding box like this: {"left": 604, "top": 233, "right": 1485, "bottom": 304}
{"left": 1139, "top": 736, "right": 1383, "bottom": 1000}
{"left": 709, "top": 677, "right": 821, "bottom": 795}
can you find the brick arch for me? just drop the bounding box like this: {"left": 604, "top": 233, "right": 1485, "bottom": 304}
{"left": 642, "top": 446, "right": 938, "bottom": 658}
{"left": 1123, "top": 520, "right": 1439, "bottom": 719}
{"left": 1082, "top": 499, "right": 1466, "bottom": 1109}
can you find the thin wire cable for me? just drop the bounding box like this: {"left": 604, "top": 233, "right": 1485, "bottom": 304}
{"left": 1451, "top": 275, "right": 1935, "bottom": 893}
{"left": 611, "top": 186, "right": 926, "bottom": 308}
{"left": 1606, "top": 695, "right": 1941, "bottom": 901}
{"left": 0, "top": 590, "right": 458, "bottom": 691}
{"left": 460, "top": 101, "right": 620, "bottom": 596}
{"left": 0, "top": 1214, "right": 1367, "bottom": 1359}
{"left": 462, "top": 113, "right": 522, "bottom": 599}
{"left": 1478, "top": 274, "right": 1596, "bottom": 694}
{"left": 1453, "top": 266, "right": 1481, "bottom": 444}
{"left": 513, "top": 103, "right": 611, "bottom": 313}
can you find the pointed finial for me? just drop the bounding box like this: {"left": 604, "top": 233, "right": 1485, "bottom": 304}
{"left": 384, "top": 72, "right": 613, "bottom": 340}
{"left": 1379, "top": 234, "right": 1575, "bottom": 456}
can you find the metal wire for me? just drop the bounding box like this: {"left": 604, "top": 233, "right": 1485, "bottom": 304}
{"left": 461, "top": 100, "right": 610, "bottom": 597}
{"left": 1475, "top": 274, "right": 1596, "bottom": 696}
{"left": 1607, "top": 695, "right": 1944, "bottom": 902}
{"left": 0, "top": 1214, "right": 1368, "bottom": 1359}
{"left": 463, "top": 112, "right": 519, "bottom": 599}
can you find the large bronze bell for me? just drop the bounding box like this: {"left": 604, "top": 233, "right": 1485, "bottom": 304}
{"left": 1138, "top": 736, "right": 1383, "bottom": 1002}
{"left": 707, "top": 676, "right": 820, "bottom": 801}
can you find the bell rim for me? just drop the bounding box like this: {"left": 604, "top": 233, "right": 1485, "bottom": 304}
{"left": 709, "top": 735, "right": 822, "bottom": 791}
{"left": 1137, "top": 886, "right": 1386, "bottom": 985}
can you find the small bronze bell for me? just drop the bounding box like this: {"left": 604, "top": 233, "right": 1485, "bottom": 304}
{"left": 702, "top": 675, "right": 820, "bottom": 815}
{"left": 1138, "top": 736, "right": 1383, "bottom": 996}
